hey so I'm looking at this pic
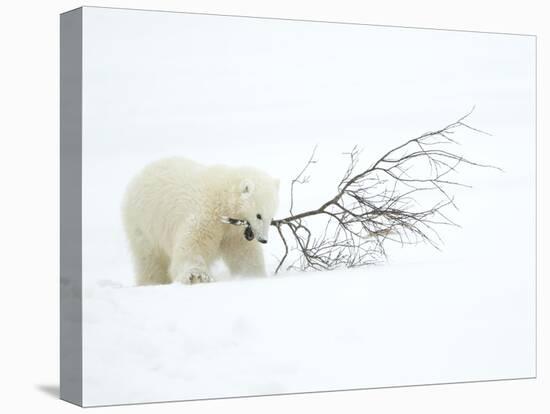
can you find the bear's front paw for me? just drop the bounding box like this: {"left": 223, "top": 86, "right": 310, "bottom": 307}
{"left": 185, "top": 268, "right": 214, "bottom": 285}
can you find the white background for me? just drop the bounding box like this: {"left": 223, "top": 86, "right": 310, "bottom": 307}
{"left": 0, "top": 0, "right": 548, "bottom": 413}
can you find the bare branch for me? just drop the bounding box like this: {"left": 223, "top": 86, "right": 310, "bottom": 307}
{"left": 271, "top": 110, "right": 499, "bottom": 273}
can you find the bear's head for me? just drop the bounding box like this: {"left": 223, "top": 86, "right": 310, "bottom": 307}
{"left": 228, "top": 170, "right": 280, "bottom": 244}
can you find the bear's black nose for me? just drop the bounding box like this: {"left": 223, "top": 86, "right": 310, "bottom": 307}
{"left": 258, "top": 238, "right": 267, "bottom": 244}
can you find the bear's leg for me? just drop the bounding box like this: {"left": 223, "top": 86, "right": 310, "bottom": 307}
{"left": 168, "top": 214, "right": 225, "bottom": 284}
{"left": 169, "top": 235, "right": 219, "bottom": 284}
{"left": 169, "top": 252, "right": 213, "bottom": 284}
{"left": 221, "top": 242, "right": 267, "bottom": 277}
{"left": 128, "top": 231, "right": 170, "bottom": 285}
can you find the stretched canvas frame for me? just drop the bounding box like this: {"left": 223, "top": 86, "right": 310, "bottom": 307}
{"left": 61, "top": 6, "right": 536, "bottom": 407}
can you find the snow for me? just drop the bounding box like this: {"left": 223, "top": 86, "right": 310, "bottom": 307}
{"left": 82, "top": 256, "right": 534, "bottom": 406}
{"left": 79, "top": 7, "right": 535, "bottom": 407}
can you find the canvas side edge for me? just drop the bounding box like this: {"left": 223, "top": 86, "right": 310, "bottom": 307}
{"left": 60, "top": 7, "right": 83, "bottom": 407}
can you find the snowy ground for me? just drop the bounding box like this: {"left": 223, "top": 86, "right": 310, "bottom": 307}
{"left": 79, "top": 8, "right": 535, "bottom": 407}
{"left": 82, "top": 256, "right": 534, "bottom": 406}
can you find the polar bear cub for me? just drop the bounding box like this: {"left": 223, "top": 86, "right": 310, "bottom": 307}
{"left": 122, "top": 158, "right": 280, "bottom": 285}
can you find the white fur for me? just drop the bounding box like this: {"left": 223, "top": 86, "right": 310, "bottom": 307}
{"left": 122, "top": 157, "right": 280, "bottom": 285}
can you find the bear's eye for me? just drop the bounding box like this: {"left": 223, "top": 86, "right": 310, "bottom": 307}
{"left": 256, "top": 214, "right": 262, "bottom": 220}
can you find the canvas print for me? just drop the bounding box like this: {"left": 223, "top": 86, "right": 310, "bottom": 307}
{"left": 60, "top": 6, "right": 536, "bottom": 407}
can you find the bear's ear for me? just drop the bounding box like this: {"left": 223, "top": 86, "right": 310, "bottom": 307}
{"left": 240, "top": 179, "right": 255, "bottom": 199}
